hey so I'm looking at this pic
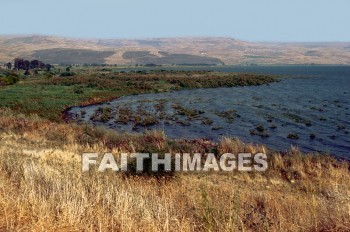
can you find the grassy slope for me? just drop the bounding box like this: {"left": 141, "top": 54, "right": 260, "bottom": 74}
{"left": 0, "top": 110, "right": 349, "bottom": 231}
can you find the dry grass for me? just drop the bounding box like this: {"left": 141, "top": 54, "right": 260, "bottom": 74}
{"left": 0, "top": 109, "right": 349, "bottom": 231}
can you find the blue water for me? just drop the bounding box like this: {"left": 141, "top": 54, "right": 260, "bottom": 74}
{"left": 69, "top": 66, "right": 350, "bottom": 159}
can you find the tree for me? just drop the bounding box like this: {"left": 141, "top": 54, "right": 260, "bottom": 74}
{"left": 14, "top": 58, "right": 24, "bottom": 70}
{"left": 30, "top": 60, "right": 40, "bottom": 69}
{"left": 45, "top": 63, "right": 52, "bottom": 71}
{"left": 29, "top": 60, "right": 46, "bottom": 69}
{"left": 14, "top": 58, "right": 30, "bottom": 70}
{"left": 38, "top": 61, "right": 45, "bottom": 69}
{"left": 14, "top": 58, "right": 47, "bottom": 71}
{"left": 23, "top": 60, "right": 30, "bottom": 70}
{"left": 6, "top": 62, "right": 12, "bottom": 70}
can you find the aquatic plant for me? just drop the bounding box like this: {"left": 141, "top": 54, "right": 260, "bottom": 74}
{"left": 172, "top": 104, "right": 201, "bottom": 119}
{"left": 215, "top": 109, "right": 237, "bottom": 123}
{"left": 136, "top": 116, "right": 159, "bottom": 127}
{"left": 287, "top": 133, "right": 299, "bottom": 139}
{"left": 201, "top": 118, "right": 214, "bottom": 125}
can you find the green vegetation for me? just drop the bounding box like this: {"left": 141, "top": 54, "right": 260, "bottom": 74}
{"left": 0, "top": 67, "right": 277, "bottom": 121}
{"left": 0, "top": 71, "right": 19, "bottom": 86}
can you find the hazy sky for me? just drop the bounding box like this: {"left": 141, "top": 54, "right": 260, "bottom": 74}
{"left": 1, "top": 0, "right": 349, "bottom": 42}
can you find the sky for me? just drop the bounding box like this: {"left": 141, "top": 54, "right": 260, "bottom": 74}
{"left": 1, "top": 0, "right": 349, "bottom": 42}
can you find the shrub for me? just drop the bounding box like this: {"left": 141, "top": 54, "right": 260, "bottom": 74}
{"left": 60, "top": 71, "right": 76, "bottom": 77}
{"left": 73, "top": 86, "right": 84, "bottom": 94}
{"left": 0, "top": 72, "right": 20, "bottom": 86}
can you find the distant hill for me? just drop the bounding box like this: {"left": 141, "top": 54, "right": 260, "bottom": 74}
{"left": 0, "top": 35, "right": 349, "bottom": 65}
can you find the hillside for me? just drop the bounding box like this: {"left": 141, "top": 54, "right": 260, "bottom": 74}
{"left": 0, "top": 35, "right": 350, "bottom": 65}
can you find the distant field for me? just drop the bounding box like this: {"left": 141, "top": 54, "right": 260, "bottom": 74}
{"left": 30, "top": 48, "right": 115, "bottom": 65}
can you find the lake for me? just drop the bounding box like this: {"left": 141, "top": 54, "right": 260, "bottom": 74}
{"left": 68, "top": 66, "right": 350, "bottom": 159}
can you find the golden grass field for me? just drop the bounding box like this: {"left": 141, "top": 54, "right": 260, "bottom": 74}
{"left": 0, "top": 109, "right": 349, "bottom": 231}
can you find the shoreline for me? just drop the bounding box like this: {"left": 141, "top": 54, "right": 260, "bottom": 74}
{"left": 65, "top": 78, "right": 349, "bottom": 160}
